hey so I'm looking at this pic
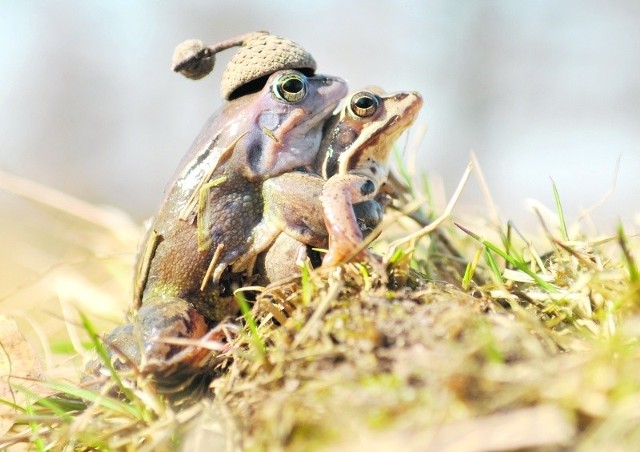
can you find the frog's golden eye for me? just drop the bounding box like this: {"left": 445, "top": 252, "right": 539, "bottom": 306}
{"left": 273, "top": 73, "right": 308, "bottom": 103}
{"left": 349, "top": 91, "right": 379, "bottom": 117}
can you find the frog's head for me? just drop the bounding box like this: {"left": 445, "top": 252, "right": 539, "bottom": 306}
{"left": 317, "top": 88, "right": 423, "bottom": 180}
{"left": 245, "top": 69, "right": 348, "bottom": 177}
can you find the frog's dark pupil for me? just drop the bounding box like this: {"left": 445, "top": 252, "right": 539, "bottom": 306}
{"left": 283, "top": 78, "right": 303, "bottom": 93}
{"left": 355, "top": 96, "right": 374, "bottom": 109}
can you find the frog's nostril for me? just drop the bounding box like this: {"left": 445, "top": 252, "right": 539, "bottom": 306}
{"left": 321, "top": 76, "right": 342, "bottom": 86}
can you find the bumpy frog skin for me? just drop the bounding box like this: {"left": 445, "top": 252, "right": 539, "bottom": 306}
{"left": 252, "top": 88, "right": 423, "bottom": 281}
{"left": 94, "top": 70, "right": 347, "bottom": 380}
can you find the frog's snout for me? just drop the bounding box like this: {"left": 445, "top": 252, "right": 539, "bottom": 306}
{"left": 315, "top": 74, "right": 349, "bottom": 98}
{"left": 319, "top": 74, "right": 347, "bottom": 87}
{"left": 411, "top": 91, "right": 424, "bottom": 107}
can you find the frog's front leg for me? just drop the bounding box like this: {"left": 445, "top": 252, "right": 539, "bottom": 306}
{"left": 252, "top": 172, "right": 384, "bottom": 279}
{"left": 255, "top": 199, "right": 384, "bottom": 282}
{"left": 320, "top": 174, "right": 380, "bottom": 265}
{"left": 228, "top": 172, "right": 325, "bottom": 275}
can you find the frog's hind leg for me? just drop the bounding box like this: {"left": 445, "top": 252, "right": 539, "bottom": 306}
{"left": 83, "top": 296, "right": 219, "bottom": 392}
{"left": 127, "top": 298, "right": 214, "bottom": 375}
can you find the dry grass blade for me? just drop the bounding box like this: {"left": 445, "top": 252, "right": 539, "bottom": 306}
{"left": 386, "top": 161, "right": 473, "bottom": 259}
{"left": 0, "top": 169, "right": 137, "bottom": 240}
{"left": 470, "top": 150, "right": 500, "bottom": 226}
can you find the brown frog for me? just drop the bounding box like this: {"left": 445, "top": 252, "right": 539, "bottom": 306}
{"left": 249, "top": 88, "right": 424, "bottom": 281}
{"left": 94, "top": 69, "right": 348, "bottom": 381}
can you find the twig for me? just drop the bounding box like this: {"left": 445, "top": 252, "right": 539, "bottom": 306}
{"left": 385, "top": 161, "right": 473, "bottom": 260}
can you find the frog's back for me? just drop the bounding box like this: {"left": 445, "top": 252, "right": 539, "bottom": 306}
{"left": 134, "top": 94, "right": 259, "bottom": 316}
{"left": 139, "top": 176, "right": 263, "bottom": 321}
{"left": 154, "top": 94, "right": 257, "bottom": 227}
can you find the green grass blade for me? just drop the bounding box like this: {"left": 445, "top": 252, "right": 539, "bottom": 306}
{"left": 41, "top": 381, "right": 141, "bottom": 417}
{"left": 10, "top": 384, "right": 74, "bottom": 422}
{"left": 78, "top": 310, "right": 138, "bottom": 403}
{"left": 483, "top": 247, "right": 504, "bottom": 285}
{"left": 236, "top": 292, "right": 266, "bottom": 359}
{"left": 393, "top": 146, "right": 414, "bottom": 192}
{"left": 551, "top": 178, "right": 569, "bottom": 241}
{"left": 388, "top": 247, "right": 407, "bottom": 266}
{"left": 22, "top": 395, "right": 45, "bottom": 451}
{"left": 456, "top": 222, "right": 558, "bottom": 292}
{"left": 356, "top": 263, "right": 372, "bottom": 292}
{"left": 0, "top": 396, "right": 25, "bottom": 413}
{"left": 301, "top": 264, "right": 313, "bottom": 305}
{"left": 618, "top": 222, "right": 639, "bottom": 283}
{"left": 462, "top": 247, "right": 483, "bottom": 290}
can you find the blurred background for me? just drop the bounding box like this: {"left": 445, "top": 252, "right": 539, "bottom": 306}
{"left": 1, "top": 0, "right": 639, "bottom": 231}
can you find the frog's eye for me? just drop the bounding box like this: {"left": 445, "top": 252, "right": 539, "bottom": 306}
{"left": 349, "top": 91, "right": 379, "bottom": 117}
{"left": 273, "top": 73, "right": 308, "bottom": 103}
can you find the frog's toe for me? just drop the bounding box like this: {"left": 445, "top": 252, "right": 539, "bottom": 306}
{"left": 322, "top": 243, "right": 371, "bottom": 267}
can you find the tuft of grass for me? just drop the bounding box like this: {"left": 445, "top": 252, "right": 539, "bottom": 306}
{"left": 456, "top": 221, "right": 557, "bottom": 292}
